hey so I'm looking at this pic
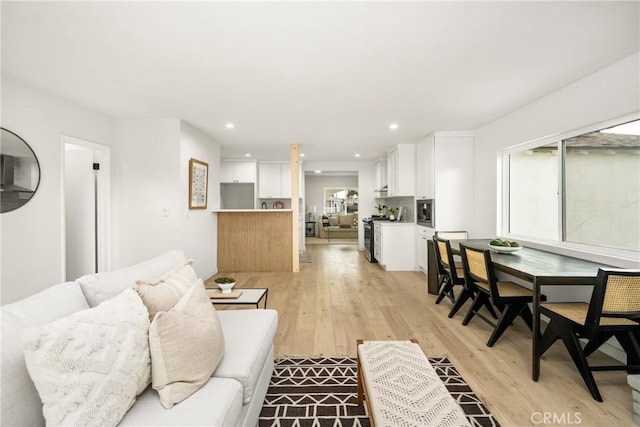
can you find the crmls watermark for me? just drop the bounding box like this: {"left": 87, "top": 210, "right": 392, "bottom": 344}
{"left": 531, "top": 412, "right": 582, "bottom": 425}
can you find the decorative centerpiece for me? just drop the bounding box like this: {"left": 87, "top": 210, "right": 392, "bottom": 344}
{"left": 214, "top": 276, "right": 236, "bottom": 294}
{"left": 489, "top": 238, "right": 522, "bottom": 254}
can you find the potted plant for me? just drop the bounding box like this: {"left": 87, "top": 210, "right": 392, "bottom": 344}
{"left": 375, "top": 204, "right": 386, "bottom": 215}
{"left": 214, "top": 276, "right": 236, "bottom": 294}
{"left": 388, "top": 207, "right": 397, "bottom": 220}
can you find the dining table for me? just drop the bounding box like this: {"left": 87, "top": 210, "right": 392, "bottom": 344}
{"left": 448, "top": 239, "right": 617, "bottom": 381}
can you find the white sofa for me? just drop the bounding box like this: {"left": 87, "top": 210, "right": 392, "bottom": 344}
{"left": 1, "top": 250, "right": 278, "bottom": 426}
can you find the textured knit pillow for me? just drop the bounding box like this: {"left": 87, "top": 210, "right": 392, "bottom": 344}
{"left": 149, "top": 279, "right": 225, "bottom": 409}
{"left": 134, "top": 260, "right": 198, "bottom": 322}
{"left": 21, "top": 288, "right": 150, "bottom": 427}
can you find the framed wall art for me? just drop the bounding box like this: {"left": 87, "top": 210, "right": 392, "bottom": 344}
{"left": 189, "top": 158, "right": 209, "bottom": 209}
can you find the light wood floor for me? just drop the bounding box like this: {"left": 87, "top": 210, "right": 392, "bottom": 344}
{"left": 205, "top": 244, "right": 634, "bottom": 427}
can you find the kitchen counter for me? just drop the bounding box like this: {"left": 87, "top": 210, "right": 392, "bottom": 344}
{"left": 213, "top": 209, "right": 292, "bottom": 213}
{"left": 216, "top": 210, "right": 293, "bottom": 272}
{"left": 374, "top": 221, "right": 414, "bottom": 226}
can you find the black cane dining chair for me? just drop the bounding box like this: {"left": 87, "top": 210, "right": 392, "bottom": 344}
{"left": 434, "top": 230, "right": 469, "bottom": 240}
{"left": 433, "top": 236, "right": 464, "bottom": 305}
{"left": 459, "top": 243, "right": 544, "bottom": 346}
{"left": 539, "top": 269, "right": 640, "bottom": 402}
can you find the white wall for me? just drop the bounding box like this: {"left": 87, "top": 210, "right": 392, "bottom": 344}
{"left": 111, "top": 119, "right": 220, "bottom": 279}
{"left": 111, "top": 119, "right": 182, "bottom": 269}
{"left": 1, "top": 75, "right": 114, "bottom": 304}
{"left": 473, "top": 52, "right": 640, "bottom": 266}
{"left": 179, "top": 121, "right": 220, "bottom": 280}
{"left": 1, "top": 77, "right": 221, "bottom": 304}
{"left": 304, "top": 174, "right": 358, "bottom": 217}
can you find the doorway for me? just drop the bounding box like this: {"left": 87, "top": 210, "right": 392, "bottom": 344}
{"left": 304, "top": 172, "right": 359, "bottom": 245}
{"left": 63, "top": 136, "right": 111, "bottom": 280}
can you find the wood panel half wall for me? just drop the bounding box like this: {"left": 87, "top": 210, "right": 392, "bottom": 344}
{"left": 217, "top": 211, "right": 293, "bottom": 272}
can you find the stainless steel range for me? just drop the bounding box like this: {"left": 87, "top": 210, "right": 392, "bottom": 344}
{"left": 363, "top": 219, "right": 376, "bottom": 263}
{"left": 363, "top": 216, "right": 388, "bottom": 262}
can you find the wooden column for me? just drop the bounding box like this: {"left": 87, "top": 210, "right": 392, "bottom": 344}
{"left": 291, "top": 143, "right": 300, "bottom": 272}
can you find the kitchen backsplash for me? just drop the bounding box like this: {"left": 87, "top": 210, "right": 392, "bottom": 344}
{"left": 374, "top": 196, "right": 414, "bottom": 222}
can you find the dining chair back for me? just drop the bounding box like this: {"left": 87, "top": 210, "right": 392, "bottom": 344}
{"left": 435, "top": 231, "right": 469, "bottom": 241}
{"left": 540, "top": 269, "right": 640, "bottom": 401}
{"left": 587, "top": 270, "right": 640, "bottom": 328}
{"left": 459, "top": 243, "right": 543, "bottom": 347}
{"left": 433, "top": 237, "right": 464, "bottom": 305}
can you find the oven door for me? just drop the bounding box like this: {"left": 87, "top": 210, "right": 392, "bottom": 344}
{"left": 363, "top": 222, "right": 375, "bottom": 262}
{"left": 416, "top": 199, "right": 434, "bottom": 227}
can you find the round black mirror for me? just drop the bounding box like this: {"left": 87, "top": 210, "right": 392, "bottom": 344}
{"left": 1, "top": 128, "right": 41, "bottom": 213}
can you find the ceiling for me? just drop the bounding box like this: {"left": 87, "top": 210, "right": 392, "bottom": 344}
{"left": 2, "top": 2, "right": 638, "bottom": 162}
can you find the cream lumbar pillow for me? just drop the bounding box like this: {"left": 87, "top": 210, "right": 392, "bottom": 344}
{"left": 134, "top": 260, "right": 199, "bottom": 322}
{"left": 149, "top": 278, "right": 225, "bottom": 409}
{"left": 21, "top": 288, "right": 151, "bottom": 427}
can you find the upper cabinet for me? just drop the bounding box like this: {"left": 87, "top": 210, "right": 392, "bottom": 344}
{"left": 221, "top": 160, "right": 257, "bottom": 183}
{"left": 416, "top": 131, "right": 474, "bottom": 230}
{"left": 258, "top": 162, "right": 291, "bottom": 198}
{"left": 416, "top": 140, "right": 435, "bottom": 199}
{"left": 387, "top": 144, "right": 415, "bottom": 197}
{"left": 373, "top": 157, "right": 387, "bottom": 192}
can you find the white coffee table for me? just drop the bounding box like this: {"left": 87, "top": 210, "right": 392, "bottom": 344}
{"left": 207, "top": 288, "right": 268, "bottom": 309}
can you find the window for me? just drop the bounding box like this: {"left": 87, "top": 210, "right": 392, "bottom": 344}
{"left": 324, "top": 188, "right": 358, "bottom": 214}
{"left": 503, "top": 116, "right": 640, "bottom": 255}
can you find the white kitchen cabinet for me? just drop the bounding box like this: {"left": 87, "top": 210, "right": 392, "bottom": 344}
{"left": 281, "top": 163, "right": 292, "bottom": 198}
{"left": 258, "top": 162, "right": 291, "bottom": 198}
{"left": 415, "top": 141, "right": 434, "bottom": 199}
{"left": 373, "top": 158, "right": 387, "bottom": 192}
{"left": 416, "top": 131, "right": 474, "bottom": 231}
{"left": 387, "top": 144, "right": 415, "bottom": 197}
{"left": 416, "top": 225, "right": 434, "bottom": 273}
{"left": 221, "top": 161, "right": 256, "bottom": 183}
{"left": 375, "top": 222, "right": 415, "bottom": 271}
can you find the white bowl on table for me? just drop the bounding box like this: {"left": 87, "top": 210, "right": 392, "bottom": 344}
{"left": 489, "top": 244, "right": 523, "bottom": 254}
{"left": 217, "top": 281, "right": 236, "bottom": 294}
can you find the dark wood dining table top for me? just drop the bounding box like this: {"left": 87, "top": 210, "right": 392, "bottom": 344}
{"left": 448, "top": 239, "right": 616, "bottom": 285}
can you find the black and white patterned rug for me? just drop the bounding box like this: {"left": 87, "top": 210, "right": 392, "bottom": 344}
{"left": 259, "top": 356, "right": 499, "bottom": 427}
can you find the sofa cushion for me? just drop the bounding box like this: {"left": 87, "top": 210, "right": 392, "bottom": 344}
{"left": 215, "top": 309, "right": 278, "bottom": 404}
{"left": 339, "top": 214, "right": 355, "bottom": 226}
{"left": 328, "top": 216, "right": 339, "bottom": 226}
{"left": 77, "top": 250, "right": 186, "bottom": 307}
{"left": 134, "top": 260, "right": 198, "bottom": 322}
{"left": 1, "top": 281, "right": 90, "bottom": 427}
{"left": 21, "top": 288, "right": 150, "bottom": 427}
{"left": 119, "top": 379, "right": 243, "bottom": 426}
{"left": 149, "top": 279, "right": 225, "bottom": 409}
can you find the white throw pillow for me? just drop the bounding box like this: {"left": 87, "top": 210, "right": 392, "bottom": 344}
{"left": 134, "top": 260, "right": 198, "bottom": 322}
{"left": 149, "top": 279, "right": 225, "bottom": 409}
{"left": 77, "top": 250, "right": 186, "bottom": 307}
{"left": 21, "top": 288, "right": 151, "bottom": 427}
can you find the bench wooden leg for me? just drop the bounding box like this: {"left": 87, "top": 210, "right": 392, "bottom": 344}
{"left": 356, "top": 339, "right": 364, "bottom": 406}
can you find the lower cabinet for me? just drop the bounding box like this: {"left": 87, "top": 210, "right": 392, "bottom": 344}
{"left": 374, "top": 223, "right": 415, "bottom": 271}
{"left": 416, "top": 225, "right": 434, "bottom": 274}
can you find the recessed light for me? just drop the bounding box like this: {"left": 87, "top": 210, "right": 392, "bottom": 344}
{"left": 314, "top": 170, "right": 322, "bottom": 174}
{"left": 225, "top": 122, "right": 235, "bottom": 129}
{"left": 245, "top": 153, "right": 251, "bottom": 157}
{"left": 389, "top": 123, "right": 398, "bottom": 130}
{"left": 355, "top": 153, "right": 361, "bottom": 158}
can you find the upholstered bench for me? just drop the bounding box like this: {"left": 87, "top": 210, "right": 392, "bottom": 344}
{"left": 356, "top": 339, "right": 470, "bottom": 427}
